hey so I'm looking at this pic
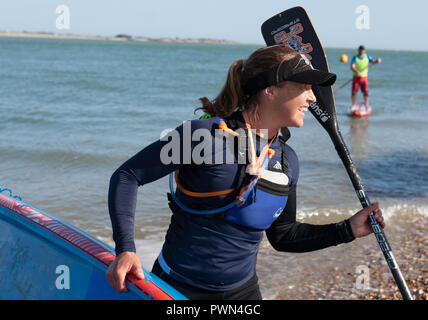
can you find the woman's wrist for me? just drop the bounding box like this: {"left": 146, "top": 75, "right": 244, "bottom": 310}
{"left": 335, "top": 219, "right": 356, "bottom": 243}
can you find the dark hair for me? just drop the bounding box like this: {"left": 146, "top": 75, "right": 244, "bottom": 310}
{"left": 195, "top": 45, "right": 300, "bottom": 118}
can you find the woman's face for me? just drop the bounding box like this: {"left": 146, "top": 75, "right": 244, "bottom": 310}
{"left": 268, "top": 81, "right": 316, "bottom": 128}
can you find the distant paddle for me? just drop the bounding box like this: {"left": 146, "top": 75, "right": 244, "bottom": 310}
{"left": 261, "top": 6, "right": 413, "bottom": 300}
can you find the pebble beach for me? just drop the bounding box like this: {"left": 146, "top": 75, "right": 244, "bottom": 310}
{"left": 257, "top": 208, "right": 427, "bottom": 300}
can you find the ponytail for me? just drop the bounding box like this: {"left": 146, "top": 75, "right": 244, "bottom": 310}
{"left": 196, "top": 59, "right": 247, "bottom": 118}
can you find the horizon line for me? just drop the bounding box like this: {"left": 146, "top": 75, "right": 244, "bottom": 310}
{"left": 1, "top": 30, "right": 427, "bottom": 53}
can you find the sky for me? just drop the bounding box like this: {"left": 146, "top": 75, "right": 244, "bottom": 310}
{"left": 0, "top": 0, "right": 427, "bottom": 51}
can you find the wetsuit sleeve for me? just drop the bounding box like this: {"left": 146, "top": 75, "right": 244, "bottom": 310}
{"left": 265, "top": 186, "right": 354, "bottom": 252}
{"left": 108, "top": 126, "right": 185, "bottom": 255}
{"left": 351, "top": 56, "right": 356, "bottom": 66}
{"left": 367, "top": 55, "right": 374, "bottom": 63}
{"left": 265, "top": 146, "right": 355, "bottom": 253}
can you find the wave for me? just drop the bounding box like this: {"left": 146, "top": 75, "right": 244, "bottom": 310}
{"left": 296, "top": 202, "right": 428, "bottom": 224}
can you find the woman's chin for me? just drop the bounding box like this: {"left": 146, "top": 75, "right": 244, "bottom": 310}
{"left": 291, "top": 118, "right": 304, "bottom": 128}
{"left": 279, "top": 115, "right": 304, "bottom": 128}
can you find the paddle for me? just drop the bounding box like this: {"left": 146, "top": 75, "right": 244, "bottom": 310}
{"left": 261, "top": 6, "right": 413, "bottom": 300}
{"left": 334, "top": 64, "right": 373, "bottom": 94}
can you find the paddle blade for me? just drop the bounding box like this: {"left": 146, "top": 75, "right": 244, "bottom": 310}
{"left": 261, "top": 6, "right": 339, "bottom": 134}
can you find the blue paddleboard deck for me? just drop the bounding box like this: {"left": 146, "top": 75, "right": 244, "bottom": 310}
{"left": 0, "top": 193, "right": 187, "bottom": 300}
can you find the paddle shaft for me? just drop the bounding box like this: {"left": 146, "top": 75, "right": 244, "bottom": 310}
{"left": 329, "top": 130, "right": 413, "bottom": 300}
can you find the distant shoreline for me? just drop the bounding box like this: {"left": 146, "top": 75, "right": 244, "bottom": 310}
{"left": 0, "top": 31, "right": 240, "bottom": 45}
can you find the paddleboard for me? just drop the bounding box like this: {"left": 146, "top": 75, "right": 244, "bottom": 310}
{"left": 0, "top": 191, "right": 187, "bottom": 300}
{"left": 348, "top": 103, "right": 372, "bottom": 118}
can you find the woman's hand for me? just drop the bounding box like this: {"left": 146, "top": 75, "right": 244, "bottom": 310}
{"left": 106, "top": 251, "right": 145, "bottom": 293}
{"left": 349, "top": 202, "right": 385, "bottom": 238}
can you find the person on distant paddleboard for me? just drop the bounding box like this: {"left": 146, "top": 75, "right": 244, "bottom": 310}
{"left": 106, "top": 45, "right": 385, "bottom": 299}
{"left": 351, "top": 45, "right": 381, "bottom": 110}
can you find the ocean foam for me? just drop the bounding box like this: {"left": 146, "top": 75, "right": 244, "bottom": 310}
{"left": 296, "top": 201, "right": 428, "bottom": 223}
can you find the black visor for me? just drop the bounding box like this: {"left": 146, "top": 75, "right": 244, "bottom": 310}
{"left": 243, "top": 54, "right": 336, "bottom": 96}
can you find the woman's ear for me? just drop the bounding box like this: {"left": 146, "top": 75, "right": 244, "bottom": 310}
{"left": 263, "top": 86, "right": 276, "bottom": 99}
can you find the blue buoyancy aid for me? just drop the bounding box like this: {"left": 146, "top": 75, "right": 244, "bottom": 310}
{"left": 168, "top": 111, "right": 291, "bottom": 230}
{"left": 157, "top": 112, "right": 297, "bottom": 291}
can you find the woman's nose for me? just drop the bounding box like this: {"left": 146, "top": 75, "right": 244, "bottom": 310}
{"left": 308, "top": 89, "right": 316, "bottom": 103}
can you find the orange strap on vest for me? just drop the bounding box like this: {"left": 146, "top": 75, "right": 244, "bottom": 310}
{"left": 174, "top": 171, "right": 235, "bottom": 197}
{"left": 173, "top": 114, "right": 277, "bottom": 199}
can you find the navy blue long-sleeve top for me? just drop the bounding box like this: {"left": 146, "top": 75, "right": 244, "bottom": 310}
{"left": 108, "top": 115, "right": 355, "bottom": 290}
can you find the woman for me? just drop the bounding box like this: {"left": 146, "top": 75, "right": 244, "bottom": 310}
{"left": 106, "top": 45, "right": 385, "bottom": 299}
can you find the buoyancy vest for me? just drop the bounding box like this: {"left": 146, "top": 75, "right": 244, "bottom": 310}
{"left": 158, "top": 111, "right": 297, "bottom": 291}
{"left": 353, "top": 53, "right": 370, "bottom": 77}
{"left": 168, "top": 111, "right": 291, "bottom": 230}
